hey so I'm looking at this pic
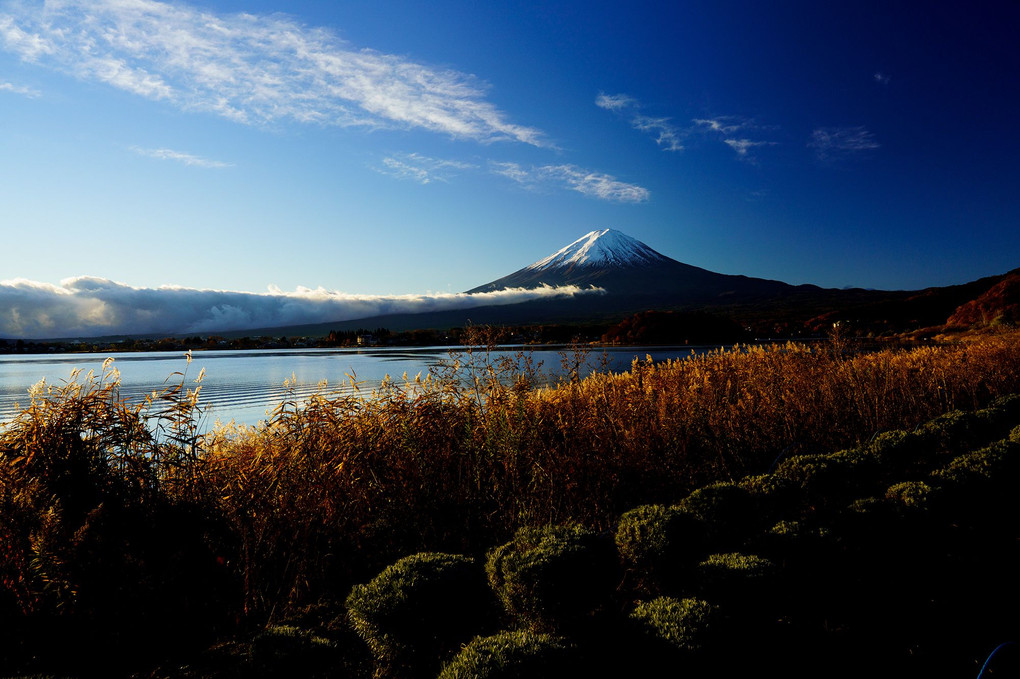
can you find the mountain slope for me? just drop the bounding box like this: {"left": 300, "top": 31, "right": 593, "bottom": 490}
{"left": 468, "top": 229, "right": 817, "bottom": 305}
{"left": 945, "top": 270, "right": 1020, "bottom": 329}
{"left": 526, "top": 228, "right": 670, "bottom": 271}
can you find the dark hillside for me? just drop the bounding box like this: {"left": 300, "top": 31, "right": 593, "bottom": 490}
{"left": 946, "top": 270, "right": 1020, "bottom": 330}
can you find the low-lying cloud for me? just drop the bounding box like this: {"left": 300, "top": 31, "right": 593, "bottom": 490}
{"left": 0, "top": 0, "right": 545, "bottom": 145}
{"left": 0, "top": 277, "right": 604, "bottom": 339}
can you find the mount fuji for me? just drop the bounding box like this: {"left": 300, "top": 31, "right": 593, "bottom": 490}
{"left": 469, "top": 228, "right": 812, "bottom": 304}
{"left": 209, "top": 228, "right": 1016, "bottom": 337}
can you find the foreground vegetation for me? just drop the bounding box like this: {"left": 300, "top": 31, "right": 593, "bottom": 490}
{"left": 2, "top": 330, "right": 1020, "bottom": 676}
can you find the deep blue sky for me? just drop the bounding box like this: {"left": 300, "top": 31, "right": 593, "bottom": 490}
{"left": 1, "top": 0, "right": 1018, "bottom": 336}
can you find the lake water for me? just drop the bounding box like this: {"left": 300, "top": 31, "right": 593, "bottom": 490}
{"left": 0, "top": 345, "right": 709, "bottom": 431}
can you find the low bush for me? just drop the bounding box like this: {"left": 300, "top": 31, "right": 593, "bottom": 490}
{"left": 436, "top": 630, "right": 573, "bottom": 679}
{"left": 248, "top": 624, "right": 340, "bottom": 677}
{"left": 884, "top": 480, "right": 934, "bottom": 510}
{"left": 485, "top": 525, "right": 617, "bottom": 633}
{"left": 695, "top": 552, "right": 777, "bottom": 609}
{"left": 697, "top": 552, "right": 775, "bottom": 581}
{"left": 675, "top": 483, "right": 757, "bottom": 549}
{"left": 931, "top": 440, "right": 1019, "bottom": 488}
{"left": 614, "top": 505, "right": 707, "bottom": 593}
{"left": 914, "top": 410, "right": 983, "bottom": 452}
{"left": 345, "top": 552, "right": 495, "bottom": 678}
{"left": 980, "top": 393, "right": 1020, "bottom": 432}
{"left": 772, "top": 451, "right": 874, "bottom": 508}
{"left": 738, "top": 473, "right": 801, "bottom": 523}
{"left": 757, "top": 519, "right": 831, "bottom": 554}
{"left": 628, "top": 597, "right": 718, "bottom": 654}
{"left": 864, "top": 429, "right": 929, "bottom": 477}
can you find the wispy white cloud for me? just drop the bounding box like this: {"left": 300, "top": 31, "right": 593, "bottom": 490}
{"left": 874, "top": 72, "right": 891, "bottom": 85}
{"left": 0, "top": 13, "right": 50, "bottom": 59}
{"left": 491, "top": 161, "right": 650, "bottom": 203}
{"left": 597, "top": 92, "right": 683, "bottom": 152}
{"left": 632, "top": 116, "right": 683, "bottom": 152}
{"left": 373, "top": 154, "right": 647, "bottom": 201}
{"left": 131, "top": 146, "right": 232, "bottom": 168}
{"left": 0, "top": 79, "right": 39, "bottom": 97}
{"left": 489, "top": 161, "right": 533, "bottom": 185}
{"left": 723, "top": 138, "right": 776, "bottom": 156}
{"left": 377, "top": 153, "right": 476, "bottom": 184}
{"left": 0, "top": 276, "right": 604, "bottom": 338}
{"left": 0, "top": 0, "right": 546, "bottom": 145}
{"left": 809, "top": 126, "right": 880, "bottom": 160}
{"left": 692, "top": 117, "right": 747, "bottom": 135}
{"left": 694, "top": 116, "right": 778, "bottom": 158}
{"left": 595, "top": 92, "right": 637, "bottom": 112}
{"left": 543, "top": 165, "right": 651, "bottom": 202}
{"left": 600, "top": 98, "right": 778, "bottom": 157}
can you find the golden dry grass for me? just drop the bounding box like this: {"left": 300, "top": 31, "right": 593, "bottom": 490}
{"left": 3, "top": 330, "right": 1020, "bottom": 621}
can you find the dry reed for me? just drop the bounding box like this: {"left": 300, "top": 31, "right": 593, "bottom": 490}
{"left": 3, "top": 330, "right": 1020, "bottom": 623}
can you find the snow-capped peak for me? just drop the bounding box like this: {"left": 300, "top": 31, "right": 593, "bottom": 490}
{"left": 526, "top": 229, "right": 669, "bottom": 271}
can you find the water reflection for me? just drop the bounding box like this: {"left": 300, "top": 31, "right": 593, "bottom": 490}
{"left": 0, "top": 345, "right": 709, "bottom": 430}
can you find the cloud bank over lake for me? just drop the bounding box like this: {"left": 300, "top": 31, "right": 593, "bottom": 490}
{"left": 0, "top": 277, "right": 602, "bottom": 339}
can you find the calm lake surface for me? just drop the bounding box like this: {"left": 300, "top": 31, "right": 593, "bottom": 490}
{"left": 0, "top": 345, "right": 711, "bottom": 430}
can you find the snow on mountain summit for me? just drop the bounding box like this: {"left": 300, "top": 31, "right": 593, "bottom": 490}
{"left": 526, "top": 229, "right": 669, "bottom": 271}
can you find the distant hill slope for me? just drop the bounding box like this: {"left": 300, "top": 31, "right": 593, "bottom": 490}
{"left": 945, "top": 270, "right": 1020, "bottom": 329}
{"left": 804, "top": 270, "right": 1018, "bottom": 336}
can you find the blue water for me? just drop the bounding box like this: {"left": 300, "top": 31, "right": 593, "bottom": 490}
{"left": 0, "top": 345, "right": 710, "bottom": 430}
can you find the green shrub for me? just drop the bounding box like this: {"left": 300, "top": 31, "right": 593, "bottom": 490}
{"left": 485, "top": 524, "right": 617, "bottom": 632}
{"left": 345, "top": 552, "right": 495, "bottom": 678}
{"left": 437, "top": 630, "right": 573, "bottom": 679}
{"left": 767, "top": 520, "right": 803, "bottom": 537}
{"left": 982, "top": 393, "right": 1020, "bottom": 429}
{"left": 866, "top": 429, "right": 928, "bottom": 469}
{"left": 696, "top": 552, "right": 776, "bottom": 607}
{"left": 698, "top": 552, "right": 775, "bottom": 580}
{"left": 913, "top": 410, "right": 982, "bottom": 451}
{"left": 1010, "top": 424, "right": 1020, "bottom": 444}
{"left": 847, "top": 496, "right": 886, "bottom": 514}
{"left": 615, "top": 505, "right": 707, "bottom": 589}
{"left": 738, "top": 472, "right": 798, "bottom": 499}
{"left": 884, "top": 481, "right": 934, "bottom": 510}
{"left": 926, "top": 440, "right": 1020, "bottom": 520}
{"left": 629, "top": 597, "right": 718, "bottom": 653}
{"left": 675, "top": 483, "right": 756, "bottom": 547}
{"left": 989, "top": 392, "right": 1020, "bottom": 413}
{"left": 762, "top": 519, "right": 831, "bottom": 545}
{"left": 930, "top": 440, "right": 1019, "bottom": 488}
{"left": 737, "top": 474, "right": 801, "bottom": 524}
{"left": 830, "top": 496, "right": 912, "bottom": 554}
{"left": 249, "top": 624, "right": 340, "bottom": 676}
{"left": 772, "top": 450, "right": 878, "bottom": 504}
